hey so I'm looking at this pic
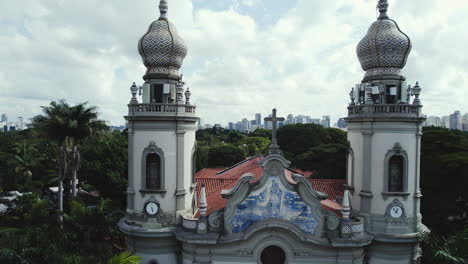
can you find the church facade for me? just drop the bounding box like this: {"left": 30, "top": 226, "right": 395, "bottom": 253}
{"left": 118, "top": 1, "right": 428, "bottom": 263}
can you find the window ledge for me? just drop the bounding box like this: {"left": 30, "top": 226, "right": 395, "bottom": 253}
{"left": 382, "top": 192, "right": 410, "bottom": 197}
{"left": 139, "top": 189, "right": 167, "bottom": 194}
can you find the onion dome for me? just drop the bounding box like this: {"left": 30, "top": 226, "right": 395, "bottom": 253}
{"left": 138, "top": 0, "right": 187, "bottom": 78}
{"left": 357, "top": 0, "right": 411, "bottom": 78}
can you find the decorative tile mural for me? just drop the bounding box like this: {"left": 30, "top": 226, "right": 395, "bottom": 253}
{"left": 230, "top": 176, "right": 317, "bottom": 234}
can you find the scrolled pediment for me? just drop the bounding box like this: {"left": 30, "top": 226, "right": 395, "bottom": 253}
{"left": 222, "top": 155, "right": 328, "bottom": 240}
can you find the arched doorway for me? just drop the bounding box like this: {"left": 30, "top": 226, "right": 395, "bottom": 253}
{"left": 260, "top": 245, "right": 286, "bottom": 264}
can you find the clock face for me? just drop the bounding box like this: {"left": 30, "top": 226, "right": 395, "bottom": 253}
{"left": 145, "top": 202, "right": 159, "bottom": 216}
{"left": 390, "top": 205, "right": 403, "bottom": 218}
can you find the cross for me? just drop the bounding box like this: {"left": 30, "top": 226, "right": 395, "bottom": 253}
{"left": 264, "top": 108, "right": 285, "bottom": 154}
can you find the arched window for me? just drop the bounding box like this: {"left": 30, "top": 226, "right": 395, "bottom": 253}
{"left": 146, "top": 153, "right": 161, "bottom": 190}
{"left": 260, "top": 246, "right": 286, "bottom": 264}
{"left": 141, "top": 141, "right": 165, "bottom": 193}
{"left": 383, "top": 143, "right": 408, "bottom": 194}
{"left": 388, "top": 156, "right": 404, "bottom": 192}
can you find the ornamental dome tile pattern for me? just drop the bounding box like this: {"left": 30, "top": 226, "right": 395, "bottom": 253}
{"left": 138, "top": 0, "right": 187, "bottom": 77}
{"left": 356, "top": 0, "right": 411, "bottom": 78}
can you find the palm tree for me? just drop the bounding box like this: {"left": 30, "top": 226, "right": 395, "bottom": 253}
{"left": 107, "top": 251, "right": 141, "bottom": 264}
{"left": 13, "top": 141, "right": 44, "bottom": 192}
{"left": 32, "top": 100, "right": 73, "bottom": 222}
{"left": 67, "top": 102, "right": 106, "bottom": 196}
{"left": 31, "top": 100, "right": 105, "bottom": 220}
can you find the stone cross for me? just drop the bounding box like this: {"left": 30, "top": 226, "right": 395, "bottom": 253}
{"left": 264, "top": 108, "right": 285, "bottom": 155}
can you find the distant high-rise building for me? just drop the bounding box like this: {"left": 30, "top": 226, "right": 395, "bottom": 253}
{"left": 1, "top": 114, "right": 6, "bottom": 123}
{"left": 265, "top": 114, "right": 273, "bottom": 129}
{"left": 463, "top": 114, "right": 468, "bottom": 132}
{"left": 255, "top": 113, "right": 262, "bottom": 127}
{"left": 241, "top": 118, "right": 250, "bottom": 132}
{"left": 295, "top": 115, "right": 306, "bottom": 124}
{"left": 228, "top": 122, "right": 234, "bottom": 130}
{"left": 450, "top": 111, "right": 462, "bottom": 130}
{"left": 310, "top": 118, "right": 321, "bottom": 125}
{"left": 286, "top": 114, "right": 294, "bottom": 125}
{"left": 198, "top": 118, "right": 204, "bottom": 129}
{"left": 235, "top": 122, "right": 242, "bottom": 132}
{"left": 425, "top": 116, "right": 441, "bottom": 127}
{"left": 321, "top": 116, "right": 331, "bottom": 128}
{"left": 441, "top": 116, "right": 450, "bottom": 128}
{"left": 17, "top": 117, "right": 24, "bottom": 130}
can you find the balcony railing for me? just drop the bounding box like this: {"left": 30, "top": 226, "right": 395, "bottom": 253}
{"left": 348, "top": 104, "right": 422, "bottom": 116}
{"left": 128, "top": 103, "right": 196, "bottom": 114}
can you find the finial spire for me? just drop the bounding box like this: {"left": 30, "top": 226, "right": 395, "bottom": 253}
{"left": 377, "top": 0, "right": 389, "bottom": 20}
{"left": 159, "top": 0, "right": 168, "bottom": 19}
{"left": 199, "top": 183, "right": 207, "bottom": 217}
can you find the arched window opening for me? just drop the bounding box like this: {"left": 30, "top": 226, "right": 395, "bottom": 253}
{"left": 388, "top": 155, "right": 404, "bottom": 192}
{"left": 260, "top": 246, "right": 286, "bottom": 264}
{"left": 146, "top": 153, "right": 161, "bottom": 190}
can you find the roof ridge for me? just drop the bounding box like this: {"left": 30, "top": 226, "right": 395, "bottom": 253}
{"left": 216, "top": 154, "right": 263, "bottom": 176}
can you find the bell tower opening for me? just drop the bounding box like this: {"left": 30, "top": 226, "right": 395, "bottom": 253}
{"left": 260, "top": 246, "right": 286, "bottom": 264}
{"left": 150, "top": 84, "right": 164, "bottom": 103}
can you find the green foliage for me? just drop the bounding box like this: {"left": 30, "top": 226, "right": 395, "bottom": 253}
{"left": 79, "top": 130, "right": 128, "bottom": 204}
{"left": 0, "top": 100, "right": 126, "bottom": 264}
{"left": 423, "top": 226, "right": 468, "bottom": 264}
{"left": 249, "top": 128, "right": 272, "bottom": 139}
{"left": 108, "top": 251, "right": 141, "bottom": 264}
{"left": 277, "top": 124, "right": 347, "bottom": 179}
{"left": 0, "top": 195, "right": 124, "bottom": 264}
{"left": 207, "top": 144, "right": 246, "bottom": 167}
{"left": 240, "top": 137, "right": 270, "bottom": 157}
{"left": 277, "top": 124, "right": 329, "bottom": 155}
{"left": 295, "top": 143, "right": 347, "bottom": 179}
{"left": 421, "top": 127, "right": 468, "bottom": 235}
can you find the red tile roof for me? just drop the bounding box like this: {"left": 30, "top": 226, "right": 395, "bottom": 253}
{"left": 195, "top": 156, "right": 345, "bottom": 216}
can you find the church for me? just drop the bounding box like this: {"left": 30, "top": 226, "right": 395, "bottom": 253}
{"left": 118, "top": 0, "right": 428, "bottom": 263}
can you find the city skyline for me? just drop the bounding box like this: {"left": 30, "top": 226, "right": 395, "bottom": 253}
{"left": 1, "top": 0, "right": 468, "bottom": 125}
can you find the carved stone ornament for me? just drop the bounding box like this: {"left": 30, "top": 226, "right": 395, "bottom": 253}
{"left": 293, "top": 250, "right": 311, "bottom": 257}
{"left": 326, "top": 214, "right": 340, "bottom": 231}
{"left": 237, "top": 249, "right": 254, "bottom": 256}
{"left": 208, "top": 210, "right": 222, "bottom": 230}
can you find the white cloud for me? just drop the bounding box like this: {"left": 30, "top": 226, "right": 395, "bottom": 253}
{"left": 0, "top": 0, "right": 467, "bottom": 126}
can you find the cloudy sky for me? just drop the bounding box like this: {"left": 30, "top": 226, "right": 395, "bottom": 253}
{"left": 1, "top": 0, "right": 467, "bottom": 126}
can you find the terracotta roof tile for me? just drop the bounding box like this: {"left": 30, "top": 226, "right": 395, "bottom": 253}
{"left": 194, "top": 156, "right": 345, "bottom": 216}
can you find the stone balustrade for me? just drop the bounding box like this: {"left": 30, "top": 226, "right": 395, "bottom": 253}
{"left": 128, "top": 103, "right": 196, "bottom": 114}
{"left": 348, "top": 104, "right": 422, "bottom": 117}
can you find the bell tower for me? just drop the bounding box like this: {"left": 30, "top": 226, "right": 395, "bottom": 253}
{"left": 118, "top": 1, "right": 198, "bottom": 263}
{"left": 346, "top": 0, "right": 428, "bottom": 263}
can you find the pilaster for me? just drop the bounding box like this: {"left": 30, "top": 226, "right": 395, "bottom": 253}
{"left": 359, "top": 131, "right": 374, "bottom": 213}
{"left": 176, "top": 130, "right": 186, "bottom": 212}
{"left": 127, "top": 121, "right": 135, "bottom": 212}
